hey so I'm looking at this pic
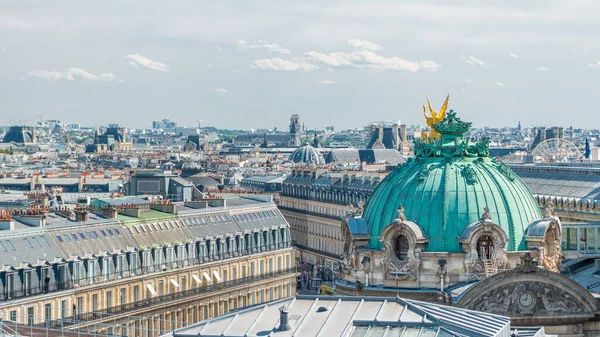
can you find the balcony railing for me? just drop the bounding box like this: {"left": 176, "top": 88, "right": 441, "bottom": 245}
{"left": 36, "top": 267, "right": 296, "bottom": 329}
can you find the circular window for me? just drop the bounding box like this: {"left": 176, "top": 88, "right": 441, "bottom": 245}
{"left": 394, "top": 235, "right": 409, "bottom": 260}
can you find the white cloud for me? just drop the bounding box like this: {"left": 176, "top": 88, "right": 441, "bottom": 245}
{"left": 250, "top": 58, "right": 317, "bottom": 71}
{"left": 463, "top": 55, "right": 485, "bottom": 66}
{"left": 236, "top": 40, "right": 290, "bottom": 54}
{"left": 510, "top": 54, "right": 519, "bottom": 59}
{"left": 535, "top": 66, "right": 548, "bottom": 71}
{"left": 347, "top": 38, "right": 382, "bottom": 51}
{"left": 26, "top": 68, "right": 121, "bottom": 82}
{"left": 588, "top": 61, "right": 600, "bottom": 69}
{"left": 304, "top": 50, "right": 440, "bottom": 72}
{"left": 125, "top": 54, "right": 169, "bottom": 72}
{"left": 216, "top": 88, "right": 228, "bottom": 94}
{"left": 317, "top": 80, "right": 336, "bottom": 85}
{"left": 496, "top": 81, "right": 505, "bottom": 87}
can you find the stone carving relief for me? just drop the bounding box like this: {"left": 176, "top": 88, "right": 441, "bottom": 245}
{"left": 463, "top": 245, "right": 485, "bottom": 274}
{"left": 492, "top": 247, "right": 509, "bottom": 270}
{"left": 459, "top": 164, "right": 478, "bottom": 185}
{"left": 474, "top": 281, "right": 584, "bottom": 316}
{"left": 382, "top": 242, "right": 422, "bottom": 280}
{"left": 341, "top": 244, "right": 358, "bottom": 271}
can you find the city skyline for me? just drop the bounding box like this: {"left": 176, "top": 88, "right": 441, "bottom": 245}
{"left": 1, "top": 1, "right": 600, "bottom": 129}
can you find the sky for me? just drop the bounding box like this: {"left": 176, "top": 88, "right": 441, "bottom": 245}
{"left": 1, "top": 0, "right": 600, "bottom": 130}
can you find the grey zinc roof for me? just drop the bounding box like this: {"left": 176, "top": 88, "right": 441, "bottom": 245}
{"left": 325, "top": 149, "right": 361, "bottom": 164}
{"left": 50, "top": 221, "right": 137, "bottom": 257}
{"left": 0, "top": 229, "right": 64, "bottom": 266}
{"left": 243, "top": 176, "right": 286, "bottom": 184}
{"left": 509, "top": 165, "right": 600, "bottom": 200}
{"left": 0, "top": 196, "right": 287, "bottom": 268}
{"left": 169, "top": 295, "right": 524, "bottom": 337}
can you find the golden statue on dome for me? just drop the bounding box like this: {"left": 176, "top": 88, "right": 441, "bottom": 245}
{"left": 421, "top": 95, "right": 450, "bottom": 139}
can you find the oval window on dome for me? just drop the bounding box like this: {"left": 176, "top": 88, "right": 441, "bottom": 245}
{"left": 394, "top": 235, "right": 409, "bottom": 260}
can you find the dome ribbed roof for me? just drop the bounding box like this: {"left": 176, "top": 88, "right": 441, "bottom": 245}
{"left": 289, "top": 143, "right": 325, "bottom": 165}
{"left": 363, "top": 111, "right": 542, "bottom": 253}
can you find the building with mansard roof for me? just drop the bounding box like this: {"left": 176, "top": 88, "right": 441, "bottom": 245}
{"left": 0, "top": 194, "right": 294, "bottom": 337}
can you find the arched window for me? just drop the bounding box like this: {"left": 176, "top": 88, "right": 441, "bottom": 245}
{"left": 394, "top": 235, "right": 409, "bottom": 260}
{"left": 477, "top": 235, "right": 494, "bottom": 261}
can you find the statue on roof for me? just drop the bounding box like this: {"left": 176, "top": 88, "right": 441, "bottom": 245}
{"left": 396, "top": 204, "right": 406, "bottom": 221}
{"left": 422, "top": 95, "right": 449, "bottom": 139}
{"left": 480, "top": 206, "right": 492, "bottom": 221}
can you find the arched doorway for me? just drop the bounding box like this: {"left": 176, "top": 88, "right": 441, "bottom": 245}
{"left": 477, "top": 235, "right": 494, "bottom": 261}
{"left": 394, "top": 235, "right": 409, "bottom": 260}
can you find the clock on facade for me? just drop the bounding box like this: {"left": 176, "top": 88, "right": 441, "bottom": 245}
{"left": 518, "top": 290, "right": 537, "bottom": 311}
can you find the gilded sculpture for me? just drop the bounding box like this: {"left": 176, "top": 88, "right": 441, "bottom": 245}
{"left": 421, "top": 95, "right": 450, "bottom": 139}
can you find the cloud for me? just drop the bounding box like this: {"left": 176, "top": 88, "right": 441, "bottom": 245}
{"left": 216, "top": 88, "right": 228, "bottom": 94}
{"left": 317, "top": 80, "right": 336, "bottom": 85}
{"left": 250, "top": 58, "right": 317, "bottom": 71}
{"left": 304, "top": 50, "right": 440, "bottom": 72}
{"left": 510, "top": 54, "right": 519, "bottom": 59}
{"left": 496, "top": 81, "right": 505, "bottom": 87}
{"left": 535, "top": 66, "right": 548, "bottom": 71}
{"left": 125, "top": 54, "right": 169, "bottom": 72}
{"left": 26, "top": 68, "right": 122, "bottom": 82}
{"left": 236, "top": 40, "right": 290, "bottom": 54}
{"left": 588, "top": 61, "right": 600, "bottom": 69}
{"left": 347, "top": 38, "right": 382, "bottom": 51}
{"left": 463, "top": 55, "right": 485, "bottom": 66}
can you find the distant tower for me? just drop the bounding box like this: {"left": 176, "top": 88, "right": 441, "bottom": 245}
{"left": 517, "top": 121, "right": 522, "bottom": 132}
{"left": 262, "top": 133, "right": 268, "bottom": 148}
{"left": 569, "top": 126, "right": 574, "bottom": 140}
{"left": 289, "top": 114, "right": 301, "bottom": 147}
{"left": 585, "top": 138, "right": 591, "bottom": 159}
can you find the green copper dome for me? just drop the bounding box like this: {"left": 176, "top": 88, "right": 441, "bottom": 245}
{"left": 363, "top": 111, "right": 542, "bottom": 252}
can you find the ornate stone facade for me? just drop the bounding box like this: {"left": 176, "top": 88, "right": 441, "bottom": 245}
{"left": 457, "top": 253, "right": 596, "bottom": 326}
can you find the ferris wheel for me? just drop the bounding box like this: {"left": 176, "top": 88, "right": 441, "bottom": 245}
{"left": 531, "top": 138, "right": 582, "bottom": 162}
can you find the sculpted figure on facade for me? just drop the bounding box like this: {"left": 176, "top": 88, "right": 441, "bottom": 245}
{"left": 360, "top": 254, "right": 371, "bottom": 272}
{"left": 356, "top": 200, "right": 365, "bottom": 216}
{"left": 463, "top": 246, "right": 485, "bottom": 274}
{"left": 396, "top": 204, "right": 406, "bottom": 221}
{"left": 342, "top": 244, "right": 357, "bottom": 270}
{"left": 492, "top": 247, "right": 509, "bottom": 270}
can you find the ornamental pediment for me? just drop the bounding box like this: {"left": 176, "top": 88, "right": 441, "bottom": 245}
{"left": 457, "top": 258, "right": 596, "bottom": 325}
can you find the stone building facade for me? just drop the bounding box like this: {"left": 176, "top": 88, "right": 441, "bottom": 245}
{"left": 278, "top": 168, "right": 386, "bottom": 271}
{"left": 0, "top": 196, "right": 294, "bottom": 336}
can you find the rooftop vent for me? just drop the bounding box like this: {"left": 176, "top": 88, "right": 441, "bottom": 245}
{"left": 278, "top": 305, "right": 291, "bottom": 331}
{"left": 316, "top": 306, "right": 328, "bottom": 312}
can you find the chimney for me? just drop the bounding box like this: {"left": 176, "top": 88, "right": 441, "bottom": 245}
{"left": 102, "top": 207, "right": 118, "bottom": 219}
{"left": 278, "top": 305, "right": 291, "bottom": 331}
{"left": 0, "top": 212, "right": 14, "bottom": 230}
{"left": 75, "top": 209, "right": 89, "bottom": 222}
